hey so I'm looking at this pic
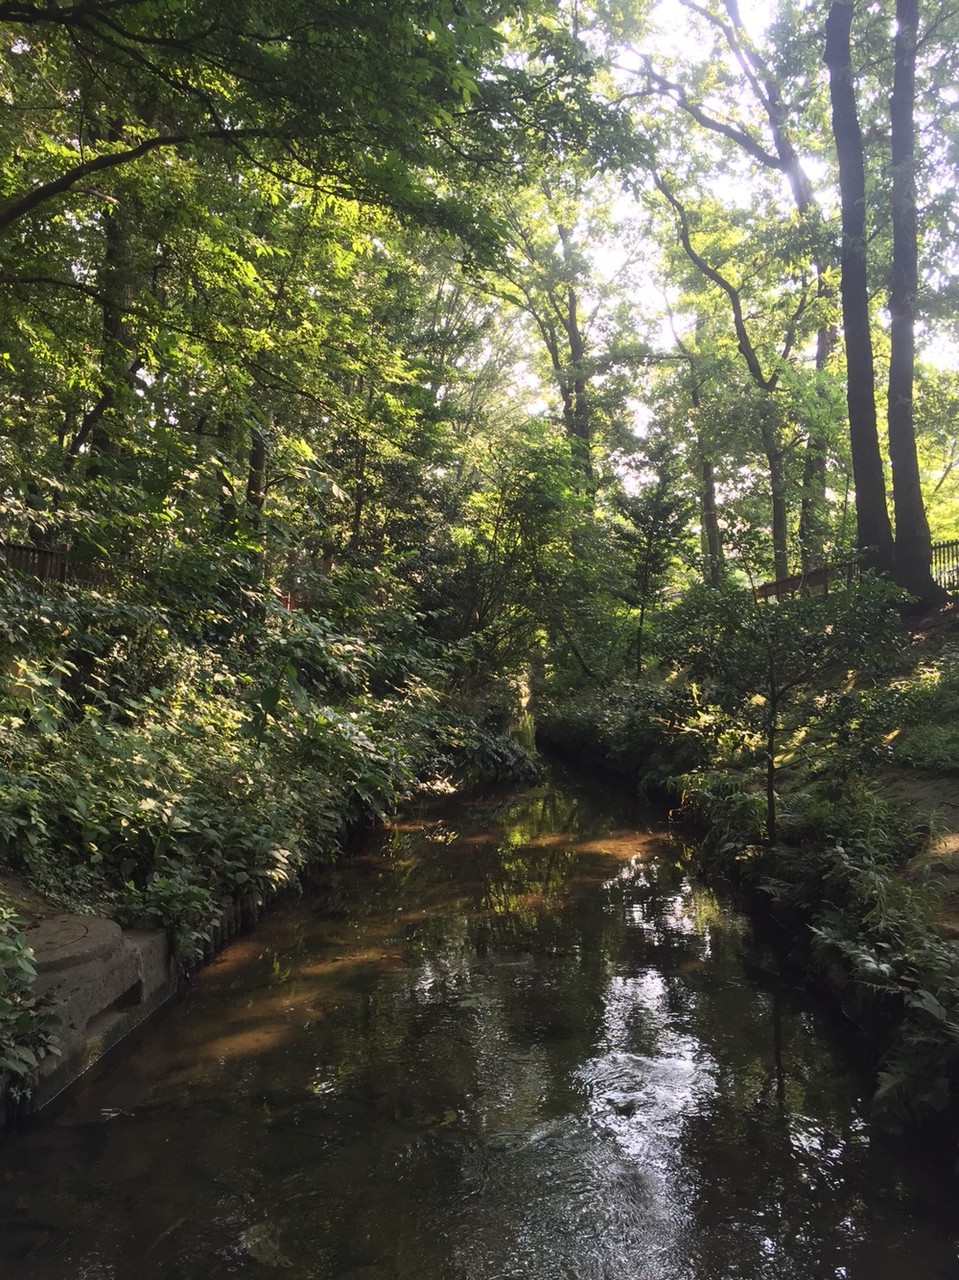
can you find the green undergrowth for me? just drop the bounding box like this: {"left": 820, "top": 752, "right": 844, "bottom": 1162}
{"left": 676, "top": 773, "right": 959, "bottom": 1123}
{"left": 0, "top": 906, "right": 59, "bottom": 1100}
{"left": 536, "top": 587, "right": 959, "bottom": 1132}
{"left": 0, "top": 572, "right": 537, "bottom": 1097}
{"left": 887, "top": 636, "right": 959, "bottom": 773}
{"left": 545, "top": 683, "right": 959, "bottom": 1125}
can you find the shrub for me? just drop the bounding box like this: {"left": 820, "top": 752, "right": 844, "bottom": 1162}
{"left": 0, "top": 904, "right": 59, "bottom": 1097}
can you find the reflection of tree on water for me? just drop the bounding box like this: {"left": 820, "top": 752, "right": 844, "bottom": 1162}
{"left": 376, "top": 781, "right": 959, "bottom": 1278}
{"left": 0, "top": 774, "right": 956, "bottom": 1279}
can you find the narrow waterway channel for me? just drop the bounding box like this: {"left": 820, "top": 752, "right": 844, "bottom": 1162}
{"left": 2, "top": 770, "right": 958, "bottom": 1279}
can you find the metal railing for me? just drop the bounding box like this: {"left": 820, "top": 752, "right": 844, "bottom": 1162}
{"left": 756, "top": 540, "right": 959, "bottom": 601}
{"left": 931, "top": 538, "right": 959, "bottom": 593}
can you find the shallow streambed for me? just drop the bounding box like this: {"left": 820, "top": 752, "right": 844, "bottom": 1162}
{"left": 1, "top": 773, "right": 957, "bottom": 1278}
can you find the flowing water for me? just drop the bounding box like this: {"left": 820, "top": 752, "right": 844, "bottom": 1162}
{"left": 1, "top": 771, "right": 958, "bottom": 1279}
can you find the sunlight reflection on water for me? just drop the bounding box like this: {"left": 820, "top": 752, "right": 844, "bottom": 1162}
{"left": 0, "top": 773, "right": 958, "bottom": 1279}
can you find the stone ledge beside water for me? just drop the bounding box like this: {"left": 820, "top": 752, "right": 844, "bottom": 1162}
{"left": 20, "top": 915, "right": 176, "bottom": 1109}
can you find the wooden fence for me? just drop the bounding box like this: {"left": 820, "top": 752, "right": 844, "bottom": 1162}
{"left": 6, "top": 538, "right": 959, "bottom": 605}
{"left": 0, "top": 543, "right": 115, "bottom": 589}
{"left": 1, "top": 543, "right": 296, "bottom": 605}
{"left": 753, "top": 561, "right": 858, "bottom": 601}
{"left": 0, "top": 543, "right": 68, "bottom": 584}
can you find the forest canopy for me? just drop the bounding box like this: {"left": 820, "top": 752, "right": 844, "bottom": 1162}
{"left": 3, "top": 0, "right": 959, "bottom": 1111}
{"left": 2, "top": 0, "right": 958, "bottom": 624}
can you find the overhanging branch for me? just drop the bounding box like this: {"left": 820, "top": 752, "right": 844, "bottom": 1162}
{"left": 0, "top": 127, "right": 280, "bottom": 234}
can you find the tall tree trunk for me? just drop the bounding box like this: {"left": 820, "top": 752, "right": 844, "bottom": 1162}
{"left": 557, "top": 224, "right": 593, "bottom": 483}
{"left": 798, "top": 321, "right": 836, "bottom": 573}
{"left": 755, "top": 24, "right": 836, "bottom": 572}
{"left": 677, "top": 333, "right": 724, "bottom": 586}
{"left": 636, "top": 596, "right": 647, "bottom": 677}
{"left": 887, "top": 0, "right": 945, "bottom": 607}
{"left": 245, "top": 424, "right": 267, "bottom": 529}
{"left": 70, "top": 200, "right": 142, "bottom": 470}
{"left": 798, "top": 437, "right": 828, "bottom": 573}
{"left": 565, "top": 283, "right": 592, "bottom": 478}
{"left": 217, "top": 420, "right": 238, "bottom": 535}
{"left": 768, "top": 446, "right": 790, "bottom": 582}
{"left": 824, "top": 3, "right": 896, "bottom": 576}
{"left": 349, "top": 435, "right": 368, "bottom": 551}
{"left": 700, "top": 455, "right": 724, "bottom": 587}
{"left": 757, "top": 405, "right": 790, "bottom": 581}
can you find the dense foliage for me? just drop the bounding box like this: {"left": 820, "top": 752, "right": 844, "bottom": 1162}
{"left": 2, "top": 0, "right": 959, "bottom": 1124}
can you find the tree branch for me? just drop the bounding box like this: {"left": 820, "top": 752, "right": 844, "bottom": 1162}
{"left": 652, "top": 170, "right": 774, "bottom": 391}
{"left": 0, "top": 273, "right": 102, "bottom": 299}
{"left": 632, "top": 57, "right": 781, "bottom": 170}
{"left": 0, "top": 127, "right": 279, "bottom": 234}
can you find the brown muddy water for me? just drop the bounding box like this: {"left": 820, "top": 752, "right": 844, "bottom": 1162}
{"left": 1, "top": 771, "right": 958, "bottom": 1279}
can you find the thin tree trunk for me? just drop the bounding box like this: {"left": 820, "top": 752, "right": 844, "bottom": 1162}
{"left": 799, "top": 321, "right": 836, "bottom": 573}
{"left": 557, "top": 224, "right": 593, "bottom": 483}
{"left": 636, "top": 598, "right": 647, "bottom": 678}
{"left": 700, "top": 456, "right": 724, "bottom": 586}
{"left": 658, "top": 174, "right": 794, "bottom": 577}
{"left": 677, "top": 329, "right": 724, "bottom": 586}
{"left": 350, "top": 435, "right": 368, "bottom": 550}
{"left": 824, "top": 3, "right": 896, "bottom": 575}
{"left": 770, "top": 456, "right": 790, "bottom": 583}
{"left": 567, "top": 304, "right": 592, "bottom": 478}
{"left": 760, "top": 415, "right": 790, "bottom": 581}
{"left": 245, "top": 425, "right": 267, "bottom": 528}
{"left": 217, "top": 421, "right": 238, "bottom": 535}
{"left": 766, "top": 704, "right": 778, "bottom": 845}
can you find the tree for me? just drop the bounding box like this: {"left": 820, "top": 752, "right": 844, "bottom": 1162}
{"left": 629, "top": 0, "right": 841, "bottom": 571}
{"left": 667, "top": 321, "right": 725, "bottom": 587}
{"left": 0, "top": 0, "right": 508, "bottom": 239}
{"left": 611, "top": 446, "right": 694, "bottom": 675}
{"left": 651, "top": 169, "right": 813, "bottom": 581}
{"left": 608, "top": 0, "right": 853, "bottom": 583}
{"left": 824, "top": 0, "right": 946, "bottom": 606}
{"left": 664, "top": 576, "right": 900, "bottom": 844}
{"left": 886, "top": 0, "right": 946, "bottom": 605}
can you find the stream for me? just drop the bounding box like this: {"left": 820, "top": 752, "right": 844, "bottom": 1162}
{"left": 1, "top": 769, "right": 957, "bottom": 1279}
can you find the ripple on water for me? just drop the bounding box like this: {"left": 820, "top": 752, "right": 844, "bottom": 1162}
{"left": 3, "top": 774, "right": 959, "bottom": 1280}
{"left": 449, "top": 1114, "right": 695, "bottom": 1280}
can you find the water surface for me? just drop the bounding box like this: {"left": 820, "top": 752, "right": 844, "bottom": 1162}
{"left": 1, "top": 774, "right": 958, "bottom": 1278}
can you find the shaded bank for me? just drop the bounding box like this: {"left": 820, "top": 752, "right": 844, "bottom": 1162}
{"left": 536, "top": 656, "right": 959, "bottom": 1132}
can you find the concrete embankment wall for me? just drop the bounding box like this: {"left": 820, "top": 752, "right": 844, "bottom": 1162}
{"left": 9, "top": 889, "right": 300, "bottom": 1115}
{"left": 21, "top": 915, "right": 176, "bottom": 1109}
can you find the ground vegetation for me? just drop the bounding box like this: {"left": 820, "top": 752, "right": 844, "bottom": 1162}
{"left": 2, "top": 0, "right": 959, "bottom": 1127}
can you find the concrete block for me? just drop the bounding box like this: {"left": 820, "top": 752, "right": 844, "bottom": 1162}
{"left": 17, "top": 916, "right": 176, "bottom": 1108}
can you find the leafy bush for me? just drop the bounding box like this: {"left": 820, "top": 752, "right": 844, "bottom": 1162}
{"left": 660, "top": 575, "right": 904, "bottom": 841}
{"left": 669, "top": 770, "right": 767, "bottom": 867}
{"left": 437, "top": 714, "right": 541, "bottom": 785}
{"left": 0, "top": 574, "right": 526, "bottom": 972}
{"left": 536, "top": 678, "right": 715, "bottom": 791}
{"left": 763, "top": 832, "right": 959, "bottom": 1123}
{"left": 534, "top": 574, "right": 959, "bottom": 1126}
{"left": 0, "top": 905, "right": 59, "bottom": 1097}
